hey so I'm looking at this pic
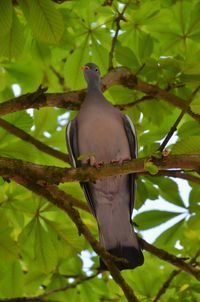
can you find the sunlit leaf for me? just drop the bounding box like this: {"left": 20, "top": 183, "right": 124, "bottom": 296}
{"left": 25, "top": 0, "right": 65, "bottom": 44}
{"left": 135, "top": 210, "right": 182, "bottom": 230}
{"left": 172, "top": 136, "right": 200, "bottom": 154}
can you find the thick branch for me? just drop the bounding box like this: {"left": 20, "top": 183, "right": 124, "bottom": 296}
{"left": 0, "top": 118, "right": 69, "bottom": 163}
{"left": 0, "top": 68, "right": 199, "bottom": 122}
{"left": 0, "top": 155, "right": 199, "bottom": 185}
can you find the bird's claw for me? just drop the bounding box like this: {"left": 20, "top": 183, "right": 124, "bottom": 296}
{"left": 111, "top": 157, "right": 131, "bottom": 165}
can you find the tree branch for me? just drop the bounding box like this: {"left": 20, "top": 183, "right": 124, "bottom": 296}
{"left": 0, "top": 155, "right": 200, "bottom": 185}
{"left": 0, "top": 118, "right": 69, "bottom": 163}
{"left": 158, "top": 85, "right": 200, "bottom": 152}
{"left": 0, "top": 68, "right": 199, "bottom": 122}
{"left": 1, "top": 159, "right": 199, "bottom": 280}
{"left": 9, "top": 175, "right": 200, "bottom": 286}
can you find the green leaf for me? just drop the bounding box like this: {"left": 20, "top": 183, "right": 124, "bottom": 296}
{"left": 65, "top": 44, "right": 90, "bottom": 90}
{"left": 0, "top": 9, "right": 25, "bottom": 60}
{"left": 135, "top": 210, "right": 182, "bottom": 230}
{"left": 58, "top": 257, "right": 82, "bottom": 275}
{"left": 3, "top": 111, "right": 33, "bottom": 132}
{"left": 0, "top": 0, "right": 12, "bottom": 36}
{"left": 115, "top": 43, "right": 139, "bottom": 70}
{"left": 0, "top": 260, "right": 24, "bottom": 297}
{"left": 138, "top": 33, "right": 154, "bottom": 61}
{"left": 0, "top": 210, "right": 18, "bottom": 260}
{"left": 149, "top": 176, "right": 185, "bottom": 207}
{"left": 172, "top": 136, "right": 200, "bottom": 154}
{"left": 26, "top": 0, "right": 64, "bottom": 44}
{"left": 191, "top": 97, "right": 200, "bottom": 114}
{"left": 19, "top": 218, "right": 58, "bottom": 273}
{"left": 155, "top": 218, "right": 185, "bottom": 248}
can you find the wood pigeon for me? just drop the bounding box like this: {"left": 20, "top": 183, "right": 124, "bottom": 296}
{"left": 66, "top": 63, "right": 144, "bottom": 270}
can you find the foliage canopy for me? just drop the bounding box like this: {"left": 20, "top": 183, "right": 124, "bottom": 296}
{"left": 0, "top": 0, "right": 200, "bottom": 301}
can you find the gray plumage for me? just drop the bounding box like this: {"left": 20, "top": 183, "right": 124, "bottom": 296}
{"left": 66, "top": 63, "right": 144, "bottom": 270}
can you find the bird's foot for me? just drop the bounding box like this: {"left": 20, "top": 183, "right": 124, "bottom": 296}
{"left": 86, "top": 156, "right": 104, "bottom": 169}
{"left": 111, "top": 157, "right": 131, "bottom": 165}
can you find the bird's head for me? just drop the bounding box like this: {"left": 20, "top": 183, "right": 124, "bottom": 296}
{"left": 82, "top": 63, "right": 101, "bottom": 88}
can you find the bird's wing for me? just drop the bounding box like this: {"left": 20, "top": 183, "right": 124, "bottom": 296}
{"left": 66, "top": 118, "right": 96, "bottom": 216}
{"left": 122, "top": 114, "right": 137, "bottom": 216}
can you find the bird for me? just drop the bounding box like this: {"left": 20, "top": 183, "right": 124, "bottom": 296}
{"left": 66, "top": 62, "right": 144, "bottom": 270}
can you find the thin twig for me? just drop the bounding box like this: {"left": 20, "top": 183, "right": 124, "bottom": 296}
{"left": 0, "top": 118, "right": 69, "bottom": 163}
{"left": 117, "top": 96, "right": 153, "bottom": 110}
{"left": 49, "top": 65, "right": 68, "bottom": 91}
{"left": 140, "top": 238, "right": 200, "bottom": 281}
{"left": 108, "top": 1, "right": 130, "bottom": 70}
{"left": 140, "top": 170, "right": 200, "bottom": 184}
{"left": 152, "top": 270, "right": 180, "bottom": 302}
{"left": 158, "top": 85, "right": 200, "bottom": 152}
{"left": 153, "top": 248, "right": 200, "bottom": 302}
{"left": 41, "top": 272, "right": 99, "bottom": 297}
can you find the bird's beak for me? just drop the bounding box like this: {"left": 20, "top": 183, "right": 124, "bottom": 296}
{"left": 81, "top": 66, "right": 90, "bottom": 71}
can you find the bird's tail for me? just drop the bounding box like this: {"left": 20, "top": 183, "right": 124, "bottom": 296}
{"left": 100, "top": 244, "right": 144, "bottom": 271}
{"left": 98, "top": 220, "right": 144, "bottom": 271}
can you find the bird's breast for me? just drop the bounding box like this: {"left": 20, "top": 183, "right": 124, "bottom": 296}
{"left": 77, "top": 106, "right": 130, "bottom": 163}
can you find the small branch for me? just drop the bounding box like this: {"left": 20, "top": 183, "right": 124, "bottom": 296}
{"left": 117, "top": 96, "right": 153, "bottom": 110}
{"left": 108, "top": 2, "right": 130, "bottom": 70}
{"left": 141, "top": 170, "right": 200, "bottom": 184}
{"left": 140, "top": 238, "right": 200, "bottom": 281}
{"left": 0, "top": 68, "right": 199, "bottom": 122}
{"left": 153, "top": 248, "right": 200, "bottom": 302}
{"left": 152, "top": 270, "right": 180, "bottom": 302}
{"left": 41, "top": 272, "right": 99, "bottom": 297}
{"left": 49, "top": 65, "right": 68, "bottom": 91}
{"left": 0, "top": 118, "right": 69, "bottom": 163}
{"left": 158, "top": 85, "right": 200, "bottom": 152}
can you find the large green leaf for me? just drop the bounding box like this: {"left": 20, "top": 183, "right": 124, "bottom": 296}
{"left": 0, "top": 9, "right": 25, "bottom": 60}
{"left": 19, "top": 217, "right": 58, "bottom": 273}
{"left": 155, "top": 218, "right": 185, "bottom": 248}
{"left": 172, "top": 136, "right": 200, "bottom": 154}
{"left": 24, "top": 0, "right": 65, "bottom": 44}
{"left": 0, "top": 0, "right": 12, "bottom": 36}
{"left": 135, "top": 210, "right": 182, "bottom": 230}
{"left": 0, "top": 210, "right": 18, "bottom": 260}
{"left": 148, "top": 176, "right": 185, "bottom": 207}
{"left": 191, "top": 96, "right": 200, "bottom": 114}
{"left": 0, "top": 260, "right": 24, "bottom": 298}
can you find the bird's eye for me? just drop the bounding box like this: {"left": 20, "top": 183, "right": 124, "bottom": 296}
{"left": 95, "top": 68, "right": 98, "bottom": 72}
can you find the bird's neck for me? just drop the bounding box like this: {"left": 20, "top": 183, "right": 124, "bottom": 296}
{"left": 86, "top": 78, "right": 101, "bottom": 96}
